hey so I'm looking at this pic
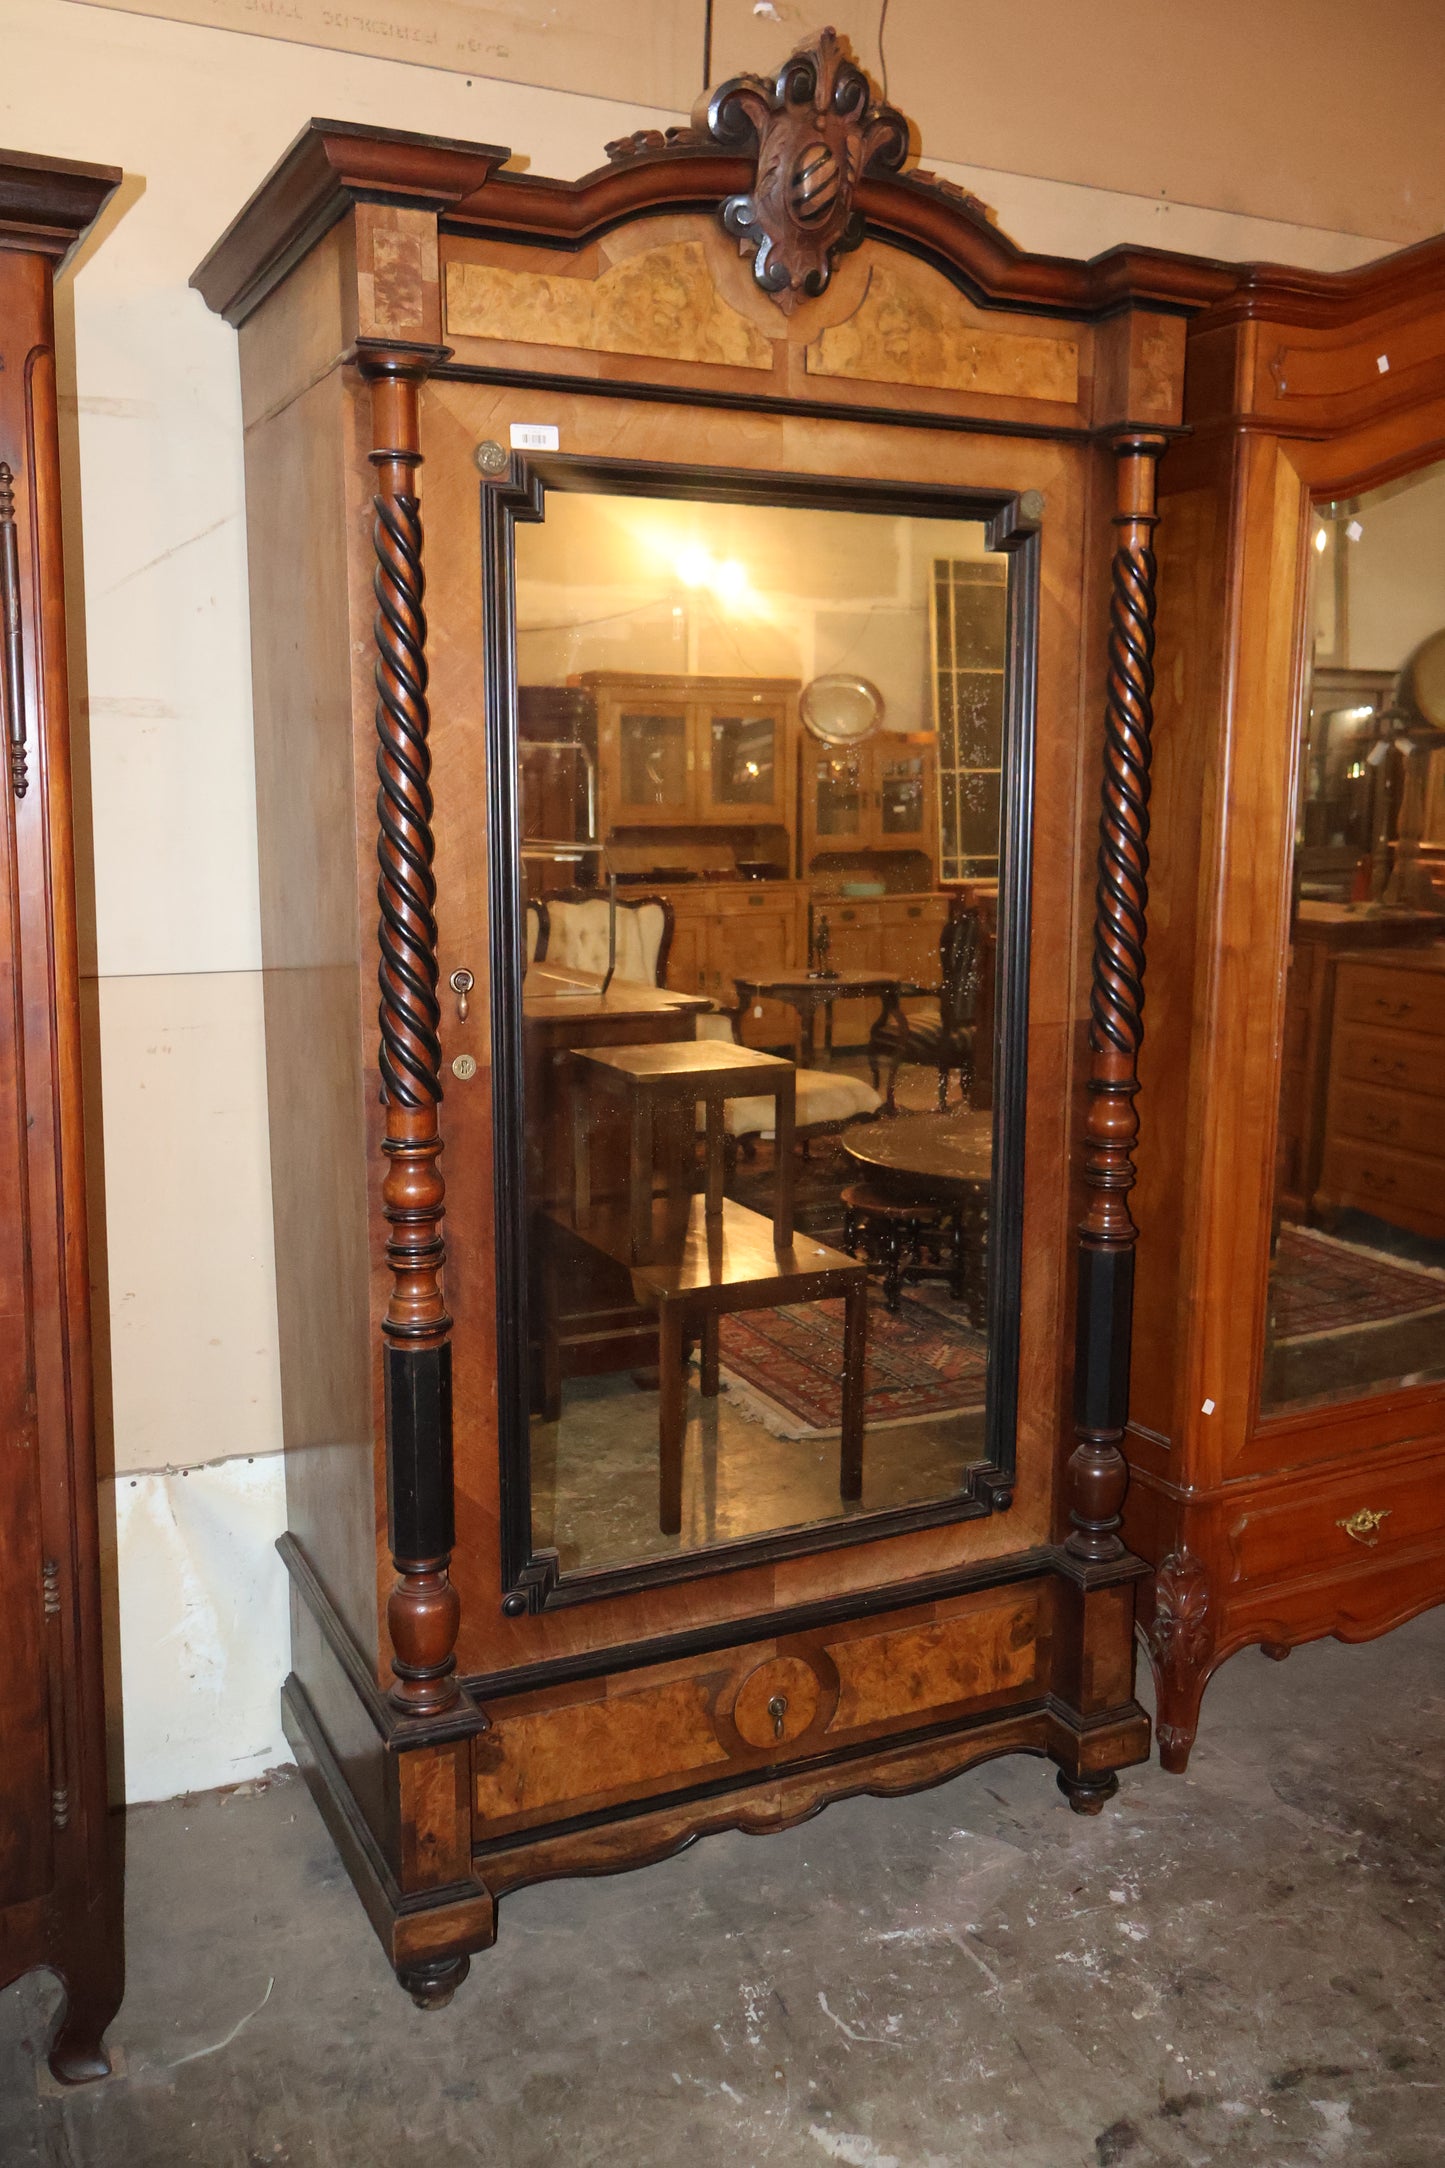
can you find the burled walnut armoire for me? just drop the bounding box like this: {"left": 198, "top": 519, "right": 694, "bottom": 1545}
{"left": 192, "top": 35, "right": 1435, "bottom": 2002}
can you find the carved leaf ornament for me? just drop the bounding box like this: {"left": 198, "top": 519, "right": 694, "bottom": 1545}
{"left": 702, "top": 29, "right": 910, "bottom": 310}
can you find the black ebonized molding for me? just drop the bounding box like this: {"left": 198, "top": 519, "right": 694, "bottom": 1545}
{"left": 481, "top": 452, "right": 1039, "bottom": 1613}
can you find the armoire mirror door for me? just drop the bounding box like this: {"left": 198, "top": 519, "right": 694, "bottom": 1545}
{"left": 490, "top": 464, "right": 1036, "bottom": 1591}
{"left": 1261, "top": 462, "right": 1445, "bottom": 1419}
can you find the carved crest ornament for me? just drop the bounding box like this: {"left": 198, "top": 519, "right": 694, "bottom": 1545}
{"left": 704, "top": 29, "right": 910, "bottom": 311}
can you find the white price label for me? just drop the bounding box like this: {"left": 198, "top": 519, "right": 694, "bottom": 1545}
{"left": 509, "top": 422, "right": 560, "bottom": 451}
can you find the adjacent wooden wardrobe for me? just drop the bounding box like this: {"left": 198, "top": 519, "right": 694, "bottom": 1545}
{"left": 193, "top": 45, "right": 1238, "bottom": 2001}
{"left": 0, "top": 148, "right": 123, "bottom": 2079}
{"left": 1129, "top": 241, "right": 1445, "bottom": 1768}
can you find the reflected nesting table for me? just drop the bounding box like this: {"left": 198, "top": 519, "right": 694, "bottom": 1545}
{"left": 563, "top": 1037, "right": 867, "bottom": 1532}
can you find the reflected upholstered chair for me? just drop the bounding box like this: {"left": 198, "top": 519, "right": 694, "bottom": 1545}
{"left": 694, "top": 1011, "right": 880, "bottom": 1154}
{"left": 868, "top": 902, "right": 983, "bottom": 1114}
{"left": 534, "top": 889, "right": 674, "bottom": 986}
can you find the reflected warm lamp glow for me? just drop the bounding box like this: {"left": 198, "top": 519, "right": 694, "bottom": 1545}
{"left": 670, "top": 544, "right": 752, "bottom": 609}
{"left": 1314, "top": 526, "right": 1329, "bottom": 554}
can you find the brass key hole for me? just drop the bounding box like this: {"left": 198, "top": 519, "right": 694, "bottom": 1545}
{"left": 767, "top": 1693, "right": 788, "bottom": 1741}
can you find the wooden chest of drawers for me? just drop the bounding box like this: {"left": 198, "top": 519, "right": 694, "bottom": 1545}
{"left": 1316, "top": 948, "right": 1445, "bottom": 1239}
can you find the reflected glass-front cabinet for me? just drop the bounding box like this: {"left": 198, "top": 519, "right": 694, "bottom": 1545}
{"left": 1130, "top": 240, "right": 1445, "bottom": 1770}
{"left": 195, "top": 46, "right": 1224, "bottom": 2001}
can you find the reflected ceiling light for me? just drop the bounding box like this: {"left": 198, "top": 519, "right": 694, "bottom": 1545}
{"left": 1313, "top": 527, "right": 1329, "bottom": 554}
{"left": 670, "top": 546, "right": 751, "bottom": 607}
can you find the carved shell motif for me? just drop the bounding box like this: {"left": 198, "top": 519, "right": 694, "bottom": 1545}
{"left": 701, "top": 29, "right": 910, "bottom": 311}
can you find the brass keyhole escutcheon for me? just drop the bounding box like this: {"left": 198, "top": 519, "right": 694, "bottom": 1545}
{"left": 728, "top": 1655, "right": 828, "bottom": 1750}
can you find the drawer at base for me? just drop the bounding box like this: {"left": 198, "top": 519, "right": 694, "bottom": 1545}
{"left": 473, "top": 1583, "right": 1042, "bottom": 1840}
{"left": 1227, "top": 1457, "right": 1445, "bottom": 1590}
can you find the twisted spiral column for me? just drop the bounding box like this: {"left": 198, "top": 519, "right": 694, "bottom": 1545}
{"left": 363, "top": 346, "right": 459, "bottom": 1714}
{"left": 1066, "top": 433, "right": 1166, "bottom": 1565}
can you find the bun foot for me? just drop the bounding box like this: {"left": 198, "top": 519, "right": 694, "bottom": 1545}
{"left": 1260, "top": 1641, "right": 1291, "bottom": 1662}
{"left": 398, "top": 1955, "right": 470, "bottom": 2010}
{"left": 1057, "top": 1767, "right": 1119, "bottom": 1816}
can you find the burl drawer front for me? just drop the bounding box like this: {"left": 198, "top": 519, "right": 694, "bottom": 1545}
{"left": 473, "top": 1587, "right": 1041, "bottom": 1840}
{"left": 1228, "top": 1460, "right": 1445, "bottom": 1590}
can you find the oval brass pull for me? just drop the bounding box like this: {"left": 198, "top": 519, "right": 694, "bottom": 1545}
{"left": 1337, "top": 1507, "right": 1391, "bottom": 1547}
{"left": 767, "top": 1693, "right": 788, "bottom": 1741}
{"left": 1374, "top": 997, "right": 1415, "bottom": 1020}
{"left": 450, "top": 968, "right": 474, "bottom": 1022}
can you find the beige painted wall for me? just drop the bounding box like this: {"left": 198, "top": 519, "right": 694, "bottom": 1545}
{"left": 72, "top": 0, "right": 1445, "bottom": 241}
{"left": 1, "top": 0, "right": 1416, "bottom": 1798}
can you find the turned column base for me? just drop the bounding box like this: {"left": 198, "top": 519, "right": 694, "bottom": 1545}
{"left": 398, "top": 1955, "right": 471, "bottom": 2010}
{"left": 1056, "top": 1766, "right": 1120, "bottom": 1816}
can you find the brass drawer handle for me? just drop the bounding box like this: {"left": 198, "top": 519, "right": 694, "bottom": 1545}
{"left": 1337, "top": 1507, "right": 1391, "bottom": 1547}
{"left": 1364, "top": 1112, "right": 1402, "bottom": 1139}
{"left": 1367, "top": 1056, "right": 1408, "bottom": 1079}
{"left": 1372, "top": 997, "right": 1415, "bottom": 1020}
{"left": 767, "top": 1693, "right": 787, "bottom": 1740}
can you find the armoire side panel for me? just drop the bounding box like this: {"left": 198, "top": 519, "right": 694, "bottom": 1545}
{"left": 1130, "top": 471, "right": 1228, "bottom": 1449}
{"left": 239, "top": 327, "right": 378, "bottom": 1662}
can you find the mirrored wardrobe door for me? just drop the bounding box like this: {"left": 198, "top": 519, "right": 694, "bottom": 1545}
{"left": 498, "top": 471, "right": 1033, "bottom": 1581}
{"left": 1261, "top": 460, "right": 1445, "bottom": 1417}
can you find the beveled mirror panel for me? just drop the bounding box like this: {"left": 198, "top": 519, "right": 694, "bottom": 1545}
{"left": 489, "top": 462, "right": 1033, "bottom": 1588}
{"left": 1261, "top": 462, "right": 1445, "bottom": 1416}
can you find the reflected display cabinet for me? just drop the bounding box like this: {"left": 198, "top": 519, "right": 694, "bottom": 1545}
{"left": 0, "top": 148, "right": 123, "bottom": 2080}
{"left": 194, "top": 42, "right": 1233, "bottom": 2000}
{"left": 1130, "top": 234, "right": 1445, "bottom": 1769}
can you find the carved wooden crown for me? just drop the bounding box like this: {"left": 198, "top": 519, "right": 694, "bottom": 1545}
{"left": 697, "top": 28, "right": 911, "bottom": 311}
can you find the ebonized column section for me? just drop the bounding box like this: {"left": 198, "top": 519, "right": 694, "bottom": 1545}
{"left": 1066, "top": 432, "right": 1166, "bottom": 1564}
{"left": 362, "top": 344, "right": 461, "bottom": 1715}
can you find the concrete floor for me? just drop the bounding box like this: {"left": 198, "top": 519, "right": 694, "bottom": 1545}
{"left": 5, "top": 1610, "right": 1445, "bottom": 2167}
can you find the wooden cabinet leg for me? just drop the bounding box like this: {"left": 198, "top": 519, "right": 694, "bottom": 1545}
{"left": 700, "top": 1312, "right": 720, "bottom": 1398}
{"left": 47, "top": 1944, "right": 123, "bottom": 2083}
{"left": 839, "top": 1277, "right": 866, "bottom": 1500}
{"left": 659, "top": 1305, "right": 686, "bottom": 1534}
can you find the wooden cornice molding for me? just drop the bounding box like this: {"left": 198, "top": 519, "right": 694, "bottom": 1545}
{"left": 1200, "top": 230, "right": 1445, "bottom": 332}
{"left": 0, "top": 149, "right": 120, "bottom": 261}
{"left": 192, "top": 115, "right": 1241, "bottom": 331}
{"left": 190, "top": 118, "right": 512, "bottom": 327}
{"left": 192, "top": 109, "right": 1445, "bottom": 340}
{"left": 449, "top": 151, "right": 1240, "bottom": 322}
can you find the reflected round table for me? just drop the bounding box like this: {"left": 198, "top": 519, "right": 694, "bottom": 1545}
{"left": 732, "top": 970, "right": 902, "bottom": 1068}
{"left": 842, "top": 1109, "right": 992, "bottom": 1324}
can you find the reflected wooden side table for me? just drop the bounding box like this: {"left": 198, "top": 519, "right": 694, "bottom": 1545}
{"left": 733, "top": 971, "right": 901, "bottom": 1068}
{"left": 570, "top": 1039, "right": 797, "bottom": 1262}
